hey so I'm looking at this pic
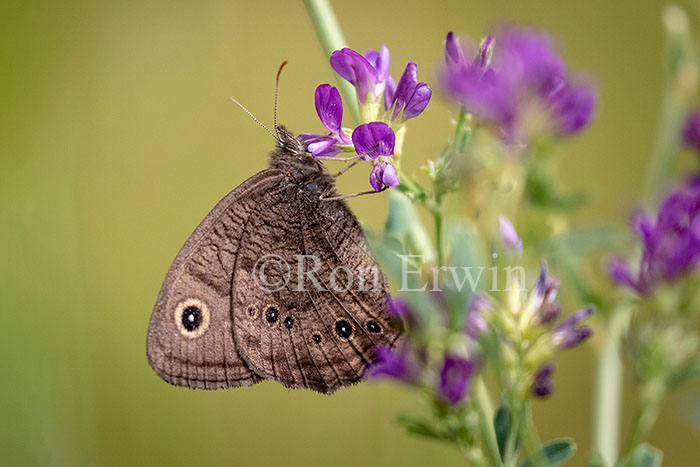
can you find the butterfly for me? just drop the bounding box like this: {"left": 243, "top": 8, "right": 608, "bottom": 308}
{"left": 146, "top": 80, "right": 400, "bottom": 393}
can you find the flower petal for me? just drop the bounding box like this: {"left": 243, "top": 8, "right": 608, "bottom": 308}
{"left": 401, "top": 82, "right": 432, "bottom": 121}
{"left": 445, "top": 31, "right": 463, "bottom": 64}
{"left": 381, "top": 161, "right": 400, "bottom": 187}
{"left": 550, "top": 82, "right": 597, "bottom": 136}
{"left": 439, "top": 354, "right": 477, "bottom": 405}
{"left": 499, "top": 216, "right": 523, "bottom": 255}
{"left": 391, "top": 62, "right": 418, "bottom": 121}
{"left": 330, "top": 48, "right": 377, "bottom": 104}
{"left": 369, "top": 163, "right": 384, "bottom": 192}
{"left": 365, "top": 45, "right": 391, "bottom": 84}
{"left": 314, "top": 84, "right": 343, "bottom": 134}
{"left": 370, "top": 342, "right": 421, "bottom": 384}
{"left": 532, "top": 363, "right": 555, "bottom": 397}
{"left": 351, "top": 122, "right": 395, "bottom": 160}
{"left": 384, "top": 75, "right": 396, "bottom": 111}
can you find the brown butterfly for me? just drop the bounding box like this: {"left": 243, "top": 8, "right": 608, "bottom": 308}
{"left": 146, "top": 67, "right": 399, "bottom": 394}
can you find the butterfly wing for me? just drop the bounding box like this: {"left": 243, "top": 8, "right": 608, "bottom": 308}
{"left": 231, "top": 186, "right": 400, "bottom": 394}
{"left": 146, "top": 170, "right": 283, "bottom": 389}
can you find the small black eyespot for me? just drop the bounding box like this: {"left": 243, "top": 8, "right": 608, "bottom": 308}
{"left": 182, "top": 306, "right": 202, "bottom": 331}
{"left": 366, "top": 320, "right": 381, "bottom": 333}
{"left": 284, "top": 316, "right": 294, "bottom": 329}
{"left": 248, "top": 305, "right": 256, "bottom": 317}
{"left": 335, "top": 320, "right": 352, "bottom": 338}
{"left": 266, "top": 307, "right": 279, "bottom": 323}
{"left": 312, "top": 333, "right": 322, "bottom": 343}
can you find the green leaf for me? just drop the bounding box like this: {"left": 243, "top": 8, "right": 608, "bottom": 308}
{"left": 493, "top": 399, "right": 512, "bottom": 461}
{"left": 616, "top": 444, "right": 663, "bottom": 467}
{"left": 518, "top": 438, "right": 577, "bottom": 467}
{"left": 526, "top": 167, "right": 587, "bottom": 211}
{"left": 383, "top": 189, "right": 435, "bottom": 262}
{"left": 397, "top": 414, "right": 442, "bottom": 440}
{"left": 444, "top": 222, "right": 486, "bottom": 329}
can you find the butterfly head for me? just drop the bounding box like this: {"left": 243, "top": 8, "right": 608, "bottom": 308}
{"left": 275, "top": 125, "right": 306, "bottom": 156}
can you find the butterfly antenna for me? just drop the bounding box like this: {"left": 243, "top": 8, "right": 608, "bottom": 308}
{"left": 229, "top": 96, "right": 279, "bottom": 141}
{"left": 273, "top": 60, "right": 288, "bottom": 140}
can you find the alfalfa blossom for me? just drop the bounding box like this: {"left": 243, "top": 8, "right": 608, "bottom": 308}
{"left": 441, "top": 27, "right": 596, "bottom": 145}
{"left": 439, "top": 354, "right": 478, "bottom": 405}
{"left": 370, "top": 295, "right": 481, "bottom": 407}
{"left": 487, "top": 261, "right": 594, "bottom": 398}
{"left": 608, "top": 182, "right": 700, "bottom": 294}
{"left": 301, "top": 45, "right": 432, "bottom": 192}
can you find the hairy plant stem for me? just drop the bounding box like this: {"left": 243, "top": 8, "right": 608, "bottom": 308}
{"left": 302, "top": 0, "right": 361, "bottom": 124}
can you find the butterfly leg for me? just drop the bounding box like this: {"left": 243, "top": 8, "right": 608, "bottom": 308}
{"left": 319, "top": 186, "right": 388, "bottom": 201}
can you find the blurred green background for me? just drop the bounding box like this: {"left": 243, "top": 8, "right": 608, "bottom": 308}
{"left": 2, "top": 0, "right": 699, "bottom": 465}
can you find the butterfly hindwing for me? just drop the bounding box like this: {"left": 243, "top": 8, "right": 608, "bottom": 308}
{"left": 146, "top": 170, "right": 283, "bottom": 389}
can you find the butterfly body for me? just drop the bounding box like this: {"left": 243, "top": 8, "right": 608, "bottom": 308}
{"left": 147, "top": 126, "right": 399, "bottom": 394}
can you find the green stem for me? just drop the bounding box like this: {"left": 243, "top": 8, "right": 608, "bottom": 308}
{"left": 434, "top": 194, "right": 445, "bottom": 268}
{"left": 302, "top": 0, "right": 361, "bottom": 124}
{"left": 643, "top": 4, "right": 694, "bottom": 209}
{"left": 473, "top": 378, "right": 504, "bottom": 467}
{"left": 623, "top": 401, "right": 662, "bottom": 456}
{"left": 592, "top": 304, "right": 632, "bottom": 465}
{"left": 643, "top": 81, "right": 689, "bottom": 209}
{"left": 520, "top": 402, "right": 546, "bottom": 467}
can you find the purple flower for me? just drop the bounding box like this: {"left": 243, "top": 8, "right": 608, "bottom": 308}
{"left": 441, "top": 27, "right": 596, "bottom": 144}
{"left": 330, "top": 48, "right": 378, "bottom": 105}
{"left": 351, "top": 122, "right": 395, "bottom": 160}
{"left": 386, "top": 295, "right": 412, "bottom": 321}
{"left": 330, "top": 45, "right": 431, "bottom": 120}
{"left": 550, "top": 306, "right": 594, "bottom": 349}
{"left": 531, "top": 363, "right": 555, "bottom": 397}
{"left": 548, "top": 82, "right": 597, "bottom": 136}
{"left": 465, "top": 294, "right": 491, "bottom": 337}
{"left": 300, "top": 84, "right": 351, "bottom": 157}
{"left": 499, "top": 216, "right": 523, "bottom": 255}
{"left": 389, "top": 62, "right": 432, "bottom": 122}
{"left": 439, "top": 354, "right": 477, "bottom": 405}
{"left": 363, "top": 45, "right": 398, "bottom": 110}
{"left": 370, "top": 342, "right": 421, "bottom": 384}
{"left": 369, "top": 161, "right": 400, "bottom": 192}
{"left": 608, "top": 183, "right": 700, "bottom": 293}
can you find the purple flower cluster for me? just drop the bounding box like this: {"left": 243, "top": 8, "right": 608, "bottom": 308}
{"left": 525, "top": 263, "right": 593, "bottom": 397}
{"left": 302, "top": 45, "right": 431, "bottom": 191}
{"left": 608, "top": 182, "right": 700, "bottom": 294}
{"left": 441, "top": 27, "right": 596, "bottom": 144}
{"left": 371, "top": 295, "right": 479, "bottom": 406}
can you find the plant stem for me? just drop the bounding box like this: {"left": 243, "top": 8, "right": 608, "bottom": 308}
{"left": 433, "top": 194, "right": 445, "bottom": 267}
{"left": 302, "top": 0, "right": 361, "bottom": 124}
{"left": 592, "top": 303, "right": 632, "bottom": 465}
{"left": 624, "top": 400, "right": 662, "bottom": 455}
{"left": 520, "top": 402, "right": 547, "bottom": 467}
{"left": 473, "top": 378, "right": 504, "bottom": 467}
